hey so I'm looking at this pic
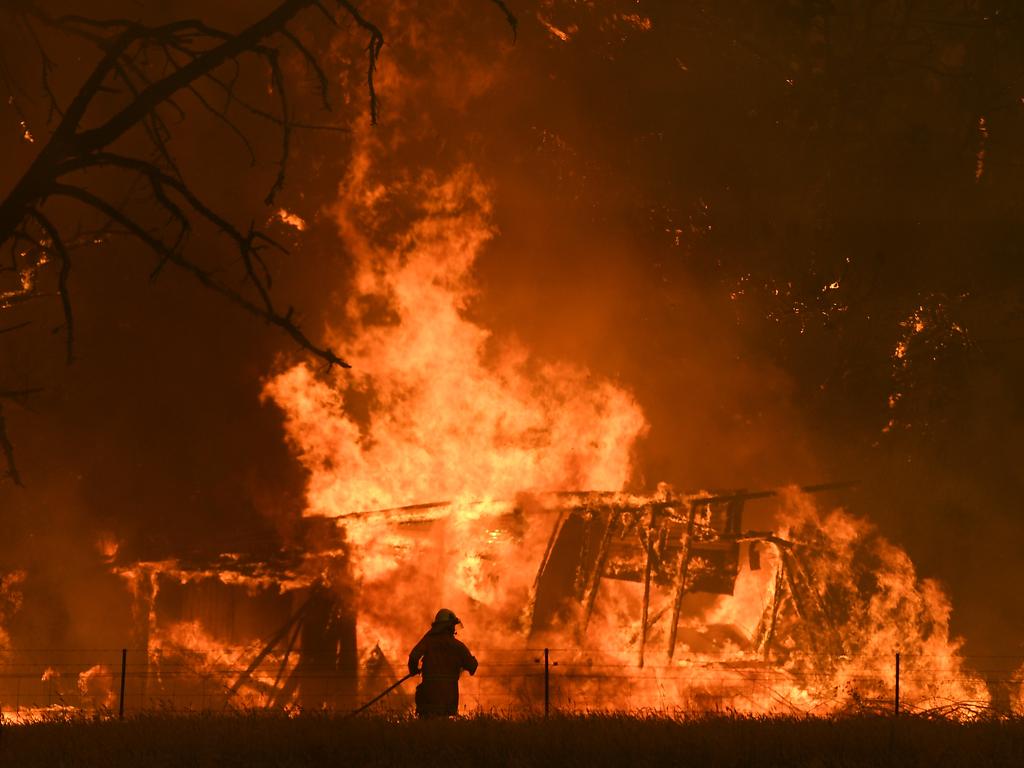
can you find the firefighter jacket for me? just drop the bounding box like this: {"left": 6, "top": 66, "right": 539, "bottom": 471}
{"left": 408, "top": 628, "right": 478, "bottom": 680}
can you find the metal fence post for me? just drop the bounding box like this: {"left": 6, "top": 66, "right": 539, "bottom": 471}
{"left": 119, "top": 648, "right": 127, "bottom": 720}
{"left": 544, "top": 648, "right": 549, "bottom": 718}
{"left": 894, "top": 652, "right": 900, "bottom": 716}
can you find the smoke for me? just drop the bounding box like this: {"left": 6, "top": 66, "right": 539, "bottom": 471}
{"left": 0, "top": 0, "right": 1017, "bottom": 699}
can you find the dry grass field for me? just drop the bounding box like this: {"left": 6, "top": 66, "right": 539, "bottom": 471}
{"left": 1, "top": 712, "right": 1022, "bottom": 767}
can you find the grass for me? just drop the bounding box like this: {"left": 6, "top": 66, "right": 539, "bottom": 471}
{"left": 0, "top": 712, "right": 1022, "bottom": 767}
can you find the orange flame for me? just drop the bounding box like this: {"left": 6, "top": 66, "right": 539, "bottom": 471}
{"left": 261, "top": 126, "right": 986, "bottom": 714}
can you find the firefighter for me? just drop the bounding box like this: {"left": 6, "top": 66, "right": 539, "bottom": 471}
{"left": 407, "top": 608, "right": 478, "bottom": 718}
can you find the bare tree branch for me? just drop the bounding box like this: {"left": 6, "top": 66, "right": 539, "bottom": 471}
{"left": 0, "top": 404, "right": 23, "bottom": 487}
{"left": 264, "top": 46, "right": 292, "bottom": 205}
{"left": 0, "top": 321, "right": 32, "bottom": 336}
{"left": 190, "top": 65, "right": 350, "bottom": 133}
{"left": 52, "top": 182, "right": 348, "bottom": 370}
{"left": 0, "top": 0, "right": 517, "bottom": 484}
{"left": 281, "top": 27, "right": 332, "bottom": 110}
{"left": 19, "top": 14, "right": 63, "bottom": 122}
{"left": 487, "top": 0, "right": 518, "bottom": 41}
{"left": 0, "top": 1, "right": 360, "bottom": 367}
{"left": 338, "top": 1, "right": 385, "bottom": 125}
{"left": 0, "top": 386, "right": 42, "bottom": 487}
{"left": 25, "top": 208, "right": 73, "bottom": 363}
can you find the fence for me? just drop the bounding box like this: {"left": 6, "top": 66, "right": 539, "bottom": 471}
{"left": 0, "top": 648, "right": 1019, "bottom": 721}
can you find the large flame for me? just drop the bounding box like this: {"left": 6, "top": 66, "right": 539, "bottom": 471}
{"left": 263, "top": 124, "right": 653, "bottom": 697}
{"left": 264, "top": 163, "right": 647, "bottom": 520}
{"left": 261, "top": 120, "right": 990, "bottom": 714}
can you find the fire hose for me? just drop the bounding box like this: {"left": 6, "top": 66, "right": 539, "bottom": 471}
{"left": 346, "top": 671, "right": 417, "bottom": 718}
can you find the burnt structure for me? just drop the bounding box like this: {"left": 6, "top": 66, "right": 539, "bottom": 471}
{"left": 527, "top": 483, "right": 854, "bottom": 665}
{"left": 113, "top": 517, "right": 361, "bottom": 711}
{"left": 107, "top": 483, "right": 852, "bottom": 710}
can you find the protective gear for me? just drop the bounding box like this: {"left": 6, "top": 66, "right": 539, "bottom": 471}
{"left": 415, "top": 678, "right": 459, "bottom": 718}
{"left": 431, "top": 608, "right": 462, "bottom": 628}
{"left": 408, "top": 613, "right": 478, "bottom": 718}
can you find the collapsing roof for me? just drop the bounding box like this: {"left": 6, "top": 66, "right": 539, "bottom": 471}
{"left": 103, "top": 483, "right": 853, "bottom": 710}
{"left": 527, "top": 483, "right": 853, "bottom": 666}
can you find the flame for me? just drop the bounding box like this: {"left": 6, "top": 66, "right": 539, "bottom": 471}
{"left": 617, "top": 14, "right": 653, "bottom": 32}
{"left": 147, "top": 620, "right": 298, "bottom": 709}
{"left": 259, "top": 107, "right": 984, "bottom": 714}
{"left": 276, "top": 209, "right": 307, "bottom": 231}
{"left": 96, "top": 533, "right": 119, "bottom": 561}
{"left": 1012, "top": 666, "right": 1024, "bottom": 715}
{"left": 77, "top": 665, "right": 115, "bottom": 708}
{"left": 976, "top": 116, "right": 988, "bottom": 182}
{"left": 264, "top": 163, "right": 647, "bottom": 522}
{"left": 261, "top": 91, "right": 661, "bottom": 705}
{"left": 537, "top": 15, "right": 573, "bottom": 42}
{"left": 768, "top": 492, "right": 988, "bottom": 714}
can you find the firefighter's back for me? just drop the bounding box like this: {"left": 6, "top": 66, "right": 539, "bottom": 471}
{"left": 416, "top": 632, "right": 476, "bottom": 679}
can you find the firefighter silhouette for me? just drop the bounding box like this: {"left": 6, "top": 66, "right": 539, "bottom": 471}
{"left": 407, "top": 608, "right": 478, "bottom": 718}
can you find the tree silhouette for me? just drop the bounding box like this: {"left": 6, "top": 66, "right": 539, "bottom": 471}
{"left": 0, "top": 0, "right": 517, "bottom": 484}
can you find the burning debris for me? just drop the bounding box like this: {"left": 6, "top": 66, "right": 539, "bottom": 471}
{"left": 0, "top": 482, "right": 959, "bottom": 718}
{"left": 241, "top": 107, "right": 994, "bottom": 715}
{"left": 526, "top": 483, "right": 856, "bottom": 664}
{"left": 0, "top": 123, "right": 995, "bottom": 725}
{"left": 329, "top": 484, "right": 988, "bottom": 715}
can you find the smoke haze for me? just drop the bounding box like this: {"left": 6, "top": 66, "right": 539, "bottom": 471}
{"left": 1, "top": 0, "right": 1023, "bottom": 670}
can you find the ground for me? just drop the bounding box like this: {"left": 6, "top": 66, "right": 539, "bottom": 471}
{"left": 0, "top": 713, "right": 1022, "bottom": 767}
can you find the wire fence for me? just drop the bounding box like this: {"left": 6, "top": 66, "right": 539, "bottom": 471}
{"left": 0, "top": 648, "right": 1021, "bottom": 721}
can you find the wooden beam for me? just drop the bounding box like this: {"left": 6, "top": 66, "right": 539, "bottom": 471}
{"left": 753, "top": 552, "right": 787, "bottom": 660}
{"left": 524, "top": 508, "right": 567, "bottom": 631}
{"left": 579, "top": 510, "right": 619, "bottom": 636}
{"left": 666, "top": 503, "right": 699, "bottom": 660}
{"left": 228, "top": 592, "right": 313, "bottom": 697}
{"left": 638, "top": 509, "right": 655, "bottom": 668}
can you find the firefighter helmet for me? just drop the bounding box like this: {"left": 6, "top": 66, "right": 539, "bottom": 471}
{"left": 432, "top": 608, "right": 462, "bottom": 628}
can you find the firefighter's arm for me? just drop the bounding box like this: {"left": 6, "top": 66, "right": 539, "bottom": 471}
{"left": 408, "top": 641, "right": 425, "bottom": 676}
{"left": 463, "top": 649, "right": 479, "bottom": 676}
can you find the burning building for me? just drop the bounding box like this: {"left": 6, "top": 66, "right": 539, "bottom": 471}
{"left": 58, "top": 64, "right": 991, "bottom": 718}
{"left": 43, "top": 480, "right": 977, "bottom": 718}
{"left": 2, "top": 0, "right": 1019, "bottom": 724}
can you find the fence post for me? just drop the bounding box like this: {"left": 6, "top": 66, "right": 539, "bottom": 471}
{"left": 544, "top": 648, "right": 549, "bottom": 718}
{"left": 119, "top": 648, "right": 127, "bottom": 720}
{"left": 894, "top": 652, "right": 900, "bottom": 716}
